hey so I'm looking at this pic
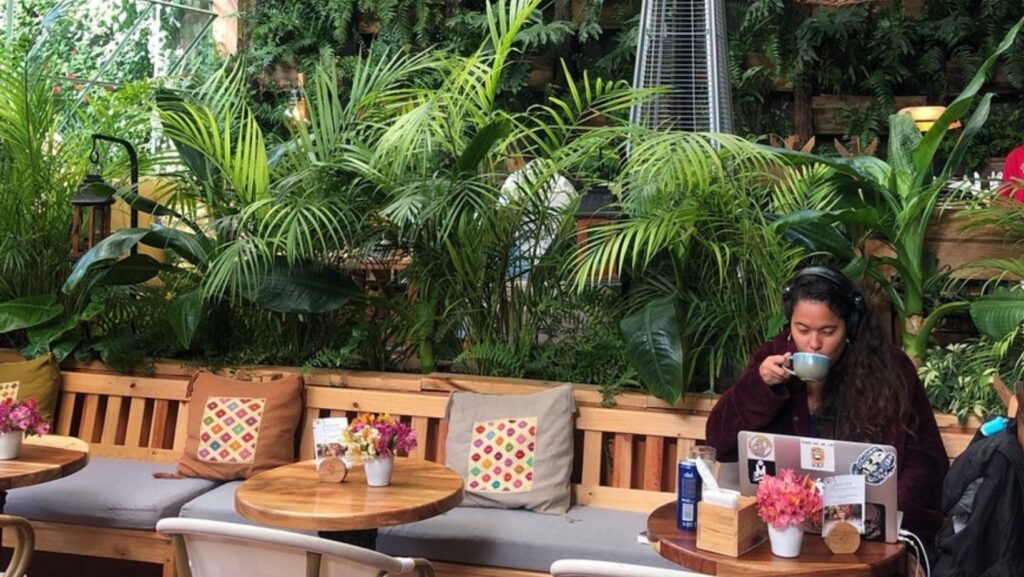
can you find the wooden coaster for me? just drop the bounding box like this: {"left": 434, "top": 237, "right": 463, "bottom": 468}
{"left": 317, "top": 457, "right": 349, "bottom": 483}
{"left": 824, "top": 521, "right": 861, "bottom": 554}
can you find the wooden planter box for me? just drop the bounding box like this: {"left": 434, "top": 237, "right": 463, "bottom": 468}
{"left": 811, "top": 95, "right": 926, "bottom": 135}
{"left": 925, "top": 209, "right": 1023, "bottom": 280}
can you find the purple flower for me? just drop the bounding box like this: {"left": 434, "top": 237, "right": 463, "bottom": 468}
{"left": 0, "top": 398, "right": 49, "bottom": 436}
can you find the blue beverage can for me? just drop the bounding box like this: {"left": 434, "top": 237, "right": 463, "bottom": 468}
{"left": 677, "top": 459, "right": 700, "bottom": 531}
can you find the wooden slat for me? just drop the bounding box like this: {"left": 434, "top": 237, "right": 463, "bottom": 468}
{"left": 150, "top": 400, "right": 170, "bottom": 449}
{"left": 611, "top": 433, "right": 633, "bottom": 489}
{"left": 172, "top": 402, "right": 189, "bottom": 452}
{"left": 572, "top": 484, "right": 673, "bottom": 513}
{"left": 304, "top": 387, "right": 448, "bottom": 418}
{"left": 577, "top": 406, "right": 707, "bottom": 439}
{"left": 5, "top": 521, "right": 173, "bottom": 564}
{"left": 55, "top": 392, "right": 76, "bottom": 436}
{"left": 79, "top": 395, "right": 101, "bottom": 443}
{"left": 581, "top": 430, "right": 603, "bottom": 487}
{"left": 411, "top": 417, "right": 429, "bottom": 459}
{"left": 89, "top": 445, "right": 181, "bottom": 463}
{"left": 431, "top": 561, "right": 546, "bottom": 577}
{"left": 125, "top": 398, "right": 147, "bottom": 448}
{"left": 100, "top": 397, "right": 123, "bottom": 445}
{"left": 643, "top": 436, "right": 665, "bottom": 491}
{"left": 298, "top": 407, "right": 322, "bottom": 461}
{"left": 436, "top": 420, "right": 449, "bottom": 464}
{"left": 60, "top": 372, "right": 190, "bottom": 401}
{"left": 941, "top": 429, "right": 975, "bottom": 462}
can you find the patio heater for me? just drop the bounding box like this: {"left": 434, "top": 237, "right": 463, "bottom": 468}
{"left": 630, "top": 0, "right": 733, "bottom": 132}
{"left": 69, "top": 134, "right": 139, "bottom": 261}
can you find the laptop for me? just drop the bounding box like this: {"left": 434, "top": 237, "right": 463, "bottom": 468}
{"left": 737, "top": 430, "right": 899, "bottom": 543}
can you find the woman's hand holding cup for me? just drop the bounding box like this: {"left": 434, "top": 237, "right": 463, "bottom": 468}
{"left": 759, "top": 353, "right": 792, "bottom": 387}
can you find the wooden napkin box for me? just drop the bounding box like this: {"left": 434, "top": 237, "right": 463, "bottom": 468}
{"left": 696, "top": 495, "right": 767, "bottom": 557}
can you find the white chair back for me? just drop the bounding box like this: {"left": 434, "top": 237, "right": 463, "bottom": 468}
{"left": 550, "top": 559, "right": 708, "bottom": 577}
{"left": 157, "top": 518, "right": 433, "bottom": 577}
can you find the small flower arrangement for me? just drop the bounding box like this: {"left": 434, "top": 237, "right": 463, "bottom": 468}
{"left": 755, "top": 469, "right": 823, "bottom": 529}
{"left": 0, "top": 398, "right": 50, "bottom": 436}
{"left": 341, "top": 413, "right": 417, "bottom": 460}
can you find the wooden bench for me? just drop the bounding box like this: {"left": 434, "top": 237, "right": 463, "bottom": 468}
{"left": 0, "top": 357, "right": 980, "bottom": 577}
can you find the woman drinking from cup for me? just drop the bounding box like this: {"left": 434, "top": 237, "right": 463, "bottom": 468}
{"left": 705, "top": 266, "right": 948, "bottom": 547}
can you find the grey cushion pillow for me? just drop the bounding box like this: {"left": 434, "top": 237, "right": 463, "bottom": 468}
{"left": 444, "top": 385, "right": 575, "bottom": 514}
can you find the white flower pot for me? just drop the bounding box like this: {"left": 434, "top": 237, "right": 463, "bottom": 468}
{"left": 767, "top": 524, "right": 804, "bottom": 558}
{"left": 0, "top": 431, "right": 24, "bottom": 460}
{"left": 364, "top": 456, "right": 394, "bottom": 487}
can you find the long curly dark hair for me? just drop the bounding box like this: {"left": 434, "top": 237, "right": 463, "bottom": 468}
{"left": 785, "top": 273, "right": 916, "bottom": 443}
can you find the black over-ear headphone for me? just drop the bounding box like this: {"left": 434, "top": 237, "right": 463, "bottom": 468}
{"left": 782, "top": 266, "right": 866, "bottom": 340}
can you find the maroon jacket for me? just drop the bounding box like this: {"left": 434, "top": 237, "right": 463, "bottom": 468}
{"left": 706, "top": 332, "right": 949, "bottom": 544}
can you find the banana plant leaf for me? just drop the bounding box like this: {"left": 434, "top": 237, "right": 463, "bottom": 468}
{"left": 90, "top": 254, "right": 176, "bottom": 287}
{"left": 457, "top": 118, "right": 510, "bottom": 174}
{"left": 169, "top": 290, "right": 204, "bottom": 348}
{"left": 63, "top": 229, "right": 153, "bottom": 293}
{"left": 619, "top": 296, "right": 684, "bottom": 404}
{"left": 970, "top": 289, "right": 1024, "bottom": 340}
{"left": 0, "top": 295, "right": 64, "bottom": 333}
{"left": 249, "top": 259, "right": 362, "bottom": 314}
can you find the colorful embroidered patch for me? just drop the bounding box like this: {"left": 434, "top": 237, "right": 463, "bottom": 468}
{"left": 197, "top": 397, "right": 266, "bottom": 463}
{"left": 467, "top": 417, "right": 536, "bottom": 493}
{"left": 0, "top": 381, "right": 19, "bottom": 403}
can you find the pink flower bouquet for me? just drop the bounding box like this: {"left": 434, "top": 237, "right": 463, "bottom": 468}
{"left": 341, "top": 413, "right": 417, "bottom": 459}
{"left": 755, "top": 469, "right": 823, "bottom": 529}
{"left": 0, "top": 398, "right": 50, "bottom": 436}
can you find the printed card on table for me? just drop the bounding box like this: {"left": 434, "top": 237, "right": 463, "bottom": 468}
{"left": 313, "top": 417, "right": 348, "bottom": 467}
{"left": 822, "top": 474, "right": 866, "bottom": 535}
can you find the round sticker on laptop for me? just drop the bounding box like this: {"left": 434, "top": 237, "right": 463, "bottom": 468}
{"left": 747, "top": 434, "right": 774, "bottom": 460}
{"left": 850, "top": 446, "right": 895, "bottom": 485}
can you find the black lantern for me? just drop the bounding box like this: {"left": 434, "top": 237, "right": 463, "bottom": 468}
{"left": 69, "top": 174, "right": 115, "bottom": 261}
{"left": 69, "top": 134, "right": 139, "bottom": 262}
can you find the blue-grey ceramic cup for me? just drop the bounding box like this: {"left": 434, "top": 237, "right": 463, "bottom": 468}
{"left": 786, "top": 352, "right": 830, "bottom": 381}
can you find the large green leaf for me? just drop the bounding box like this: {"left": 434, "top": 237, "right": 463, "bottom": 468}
{"left": 0, "top": 296, "right": 64, "bottom": 334}
{"left": 169, "top": 290, "right": 204, "bottom": 348}
{"left": 457, "top": 119, "right": 510, "bottom": 173}
{"left": 141, "top": 224, "right": 211, "bottom": 266}
{"left": 22, "top": 317, "right": 77, "bottom": 358}
{"left": 970, "top": 289, "right": 1024, "bottom": 340}
{"left": 619, "top": 297, "right": 684, "bottom": 404}
{"left": 63, "top": 228, "right": 153, "bottom": 293}
{"left": 91, "top": 254, "right": 173, "bottom": 287}
{"left": 249, "top": 260, "right": 362, "bottom": 314}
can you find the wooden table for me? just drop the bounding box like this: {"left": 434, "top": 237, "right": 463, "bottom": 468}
{"left": 647, "top": 502, "right": 906, "bottom": 577}
{"left": 0, "top": 435, "right": 89, "bottom": 492}
{"left": 236, "top": 458, "right": 463, "bottom": 543}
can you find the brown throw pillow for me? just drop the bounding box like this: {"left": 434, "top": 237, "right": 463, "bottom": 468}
{"left": 176, "top": 371, "right": 304, "bottom": 481}
{"left": 445, "top": 385, "right": 576, "bottom": 514}
{"left": 0, "top": 354, "right": 61, "bottom": 424}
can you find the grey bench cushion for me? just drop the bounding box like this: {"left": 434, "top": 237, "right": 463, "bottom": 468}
{"left": 376, "top": 506, "right": 681, "bottom": 572}
{"left": 5, "top": 457, "right": 218, "bottom": 530}
{"left": 179, "top": 481, "right": 317, "bottom": 535}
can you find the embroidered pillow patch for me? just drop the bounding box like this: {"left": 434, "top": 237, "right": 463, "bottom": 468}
{"left": 198, "top": 397, "right": 266, "bottom": 463}
{"left": 468, "top": 417, "right": 536, "bottom": 493}
{"left": 0, "top": 381, "right": 19, "bottom": 402}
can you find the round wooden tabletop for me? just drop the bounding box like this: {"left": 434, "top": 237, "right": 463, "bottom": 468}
{"left": 236, "top": 458, "right": 464, "bottom": 532}
{"left": 647, "top": 502, "right": 906, "bottom": 577}
{"left": 0, "top": 435, "right": 89, "bottom": 491}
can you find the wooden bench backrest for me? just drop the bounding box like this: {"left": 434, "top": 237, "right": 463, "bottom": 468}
{"left": 42, "top": 359, "right": 980, "bottom": 512}
{"left": 55, "top": 372, "right": 190, "bottom": 463}
{"left": 298, "top": 381, "right": 706, "bottom": 512}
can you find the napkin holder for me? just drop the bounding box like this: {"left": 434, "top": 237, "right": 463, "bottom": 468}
{"left": 696, "top": 496, "right": 767, "bottom": 557}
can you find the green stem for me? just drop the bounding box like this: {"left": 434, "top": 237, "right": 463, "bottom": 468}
{"left": 905, "top": 301, "right": 971, "bottom": 363}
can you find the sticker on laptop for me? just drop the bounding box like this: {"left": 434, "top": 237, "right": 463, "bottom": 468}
{"left": 800, "top": 438, "right": 835, "bottom": 472}
{"left": 747, "top": 458, "right": 775, "bottom": 484}
{"left": 851, "top": 446, "right": 896, "bottom": 485}
{"left": 746, "top": 433, "right": 775, "bottom": 461}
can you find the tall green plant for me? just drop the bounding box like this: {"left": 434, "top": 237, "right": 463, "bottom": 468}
{"left": 571, "top": 131, "right": 806, "bottom": 404}
{"left": 771, "top": 18, "right": 1024, "bottom": 364}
